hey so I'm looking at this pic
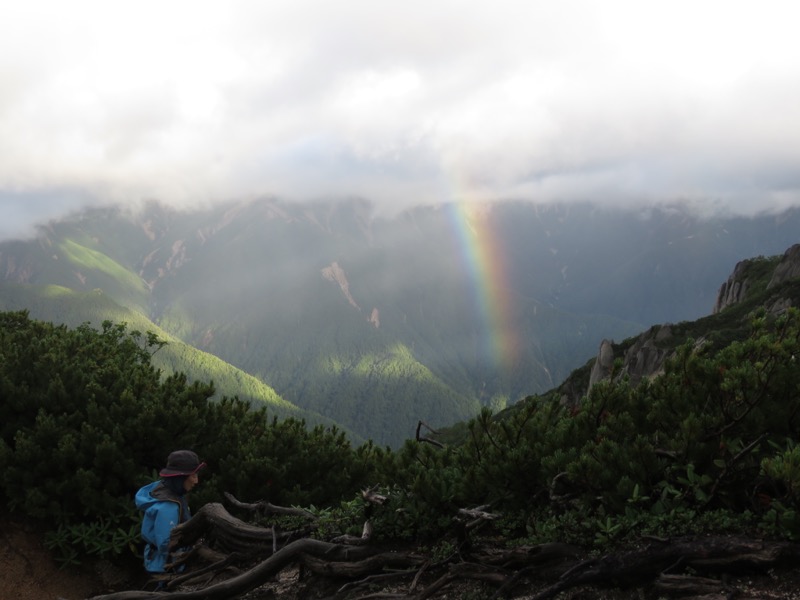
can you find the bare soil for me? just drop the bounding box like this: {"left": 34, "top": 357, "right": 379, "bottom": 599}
{"left": 0, "top": 516, "right": 145, "bottom": 600}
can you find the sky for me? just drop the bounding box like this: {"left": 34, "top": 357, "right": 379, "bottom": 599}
{"left": 2, "top": 0, "right": 800, "bottom": 239}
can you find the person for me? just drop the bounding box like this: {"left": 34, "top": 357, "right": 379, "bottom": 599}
{"left": 135, "top": 449, "right": 206, "bottom": 573}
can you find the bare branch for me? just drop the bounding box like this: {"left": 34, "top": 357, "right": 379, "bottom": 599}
{"left": 361, "top": 485, "right": 389, "bottom": 505}
{"left": 416, "top": 420, "right": 445, "bottom": 448}
{"left": 457, "top": 506, "right": 499, "bottom": 521}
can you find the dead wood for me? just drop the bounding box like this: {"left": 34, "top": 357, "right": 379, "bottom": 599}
{"left": 86, "top": 537, "right": 380, "bottom": 600}
{"left": 328, "top": 542, "right": 581, "bottom": 599}
{"left": 329, "top": 487, "right": 390, "bottom": 546}
{"left": 170, "top": 501, "right": 309, "bottom": 555}
{"left": 416, "top": 420, "right": 445, "bottom": 449}
{"left": 652, "top": 573, "right": 732, "bottom": 595}
{"left": 331, "top": 518, "right": 374, "bottom": 545}
{"left": 165, "top": 551, "right": 243, "bottom": 590}
{"left": 456, "top": 505, "right": 500, "bottom": 534}
{"left": 529, "top": 535, "right": 800, "bottom": 600}
{"left": 457, "top": 506, "right": 498, "bottom": 521}
{"left": 84, "top": 496, "right": 800, "bottom": 600}
{"left": 301, "top": 549, "right": 427, "bottom": 577}
{"left": 223, "top": 492, "right": 317, "bottom": 520}
{"left": 416, "top": 562, "right": 507, "bottom": 599}
{"left": 471, "top": 541, "right": 581, "bottom": 570}
{"left": 336, "top": 568, "right": 421, "bottom": 596}
{"left": 360, "top": 485, "right": 389, "bottom": 506}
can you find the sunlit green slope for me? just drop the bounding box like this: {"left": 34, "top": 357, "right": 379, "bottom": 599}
{"left": 0, "top": 282, "right": 346, "bottom": 434}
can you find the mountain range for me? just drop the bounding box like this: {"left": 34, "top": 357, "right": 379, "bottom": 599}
{"left": 1, "top": 198, "right": 799, "bottom": 446}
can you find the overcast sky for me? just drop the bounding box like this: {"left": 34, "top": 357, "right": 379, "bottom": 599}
{"left": 2, "top": 0, "right": 800, "bottom": 238}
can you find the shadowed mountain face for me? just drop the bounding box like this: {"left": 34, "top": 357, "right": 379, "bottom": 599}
{"left": 1, "top": 198, "right": 799, "bottom": 446}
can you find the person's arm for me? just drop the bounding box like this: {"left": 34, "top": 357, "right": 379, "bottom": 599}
{"left": 150, "top": 501, "right": 181, "bottom": 561}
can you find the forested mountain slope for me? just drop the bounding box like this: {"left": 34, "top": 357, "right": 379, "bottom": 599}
{"left": 1, "top": 198, "right": 798, "bottom": 446}
{"left": 468, "top": 242, "right": 800, "bottom": 440}
{"left": 0, "top": 283, "right": 341, "bottom": 432}
{"left": 3, "top": 244, "right": 800, "bottom": 599}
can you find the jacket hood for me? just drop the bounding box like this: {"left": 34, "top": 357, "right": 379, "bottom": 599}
{"left": 135, "top": 481, "right": 161, "bottom": 511}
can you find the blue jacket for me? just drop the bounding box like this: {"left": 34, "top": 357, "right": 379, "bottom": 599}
{"left": 135, "top": 480, "right": 191, "bottom": 573}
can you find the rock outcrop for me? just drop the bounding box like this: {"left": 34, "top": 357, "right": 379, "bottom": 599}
{"left": 581, "top": 243, "right": 800, "bottom": 404}
{"left": 618, "top": 324, "right": 673, "bottom": 384}
{"left": 712, "top": 260, "right": 750, "bottom": 314}
{"left": 585, "top": 325, "right": 673, "bottom": 399}
{"left": 587, "top": 339, "right": 615, "bottom": 389}
{"left": 767, "top": 244, "right": 800, "bottom": 289}
{"left": 713, "top": 244, "right": 800, "bottom": 315}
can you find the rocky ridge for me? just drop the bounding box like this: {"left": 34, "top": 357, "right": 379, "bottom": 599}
{"left": 583, "top": 243, "right": 800, "bottom": 401}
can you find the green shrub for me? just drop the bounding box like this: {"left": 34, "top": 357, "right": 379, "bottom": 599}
{"left": 2, "top": 306, "right": 800, "bottom": 566}
{"left": 0, "top": 311, "right": 385, "bottom": 562}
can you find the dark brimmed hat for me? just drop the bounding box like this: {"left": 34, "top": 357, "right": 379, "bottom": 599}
{"left": 160, "top": 450, "right": 206, "bottom": 477}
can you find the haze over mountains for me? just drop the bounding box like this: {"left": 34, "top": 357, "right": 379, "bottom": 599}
{"left": 1, "top": 198, "right": 799, "bottom": 446}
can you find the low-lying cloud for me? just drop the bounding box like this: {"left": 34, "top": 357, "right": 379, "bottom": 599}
{"left": 2, "top": 0, "right": 800, "bottom": 238}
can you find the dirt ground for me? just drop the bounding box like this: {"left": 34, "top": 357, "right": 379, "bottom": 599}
{"left": 0, "top": 516, "right": 134, "bottom": 600}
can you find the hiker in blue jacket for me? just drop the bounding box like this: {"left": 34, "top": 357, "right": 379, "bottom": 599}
{"left": 135, "top": 450, "right": 206, "bottom": 573}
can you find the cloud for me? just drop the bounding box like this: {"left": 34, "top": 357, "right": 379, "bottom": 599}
{"left": 1, "top": 0, "right": 800, "bottom": 237}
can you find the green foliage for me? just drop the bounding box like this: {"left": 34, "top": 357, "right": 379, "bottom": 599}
{"left": 0, "top": 200, "right": 658, "bottom": 448}
{"left": 416, "top": 307, "right": 800, "bottom": 546}
{"left": 3, "top": 302, "right": 800, "bottom": 567}
{"left": 0, "top": 312, "right": 213, "bottom": 522}
{"left": 762, "top": 442, "right": 800, "bottom": 504}
{"left": 759, "top": 440, "right": 800, "bottom": 540}
{"left": 307, "top": 495, "right": 368, "bottom": 540}
{"left": 58, "top": 238, "right": 150, "bottom": 309}
{"left": 759, "top": 500, "right": 800, "bottom": 541}
{"left": 369, "top": 442, "right": 465, "bottom": 541}
{"left": 0, "top": 310, "right": 379, "bottom": 563}
{"left": 198, "top": 412, "right": 379, "bottom": 509}
{"left": 0, "top": 282, "right": 337, "bottom": 430}
{"left": 44, "top": 501, "right": 141, "bottom": 566}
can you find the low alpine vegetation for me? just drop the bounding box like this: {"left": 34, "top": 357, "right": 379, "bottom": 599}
{"left": 1, "top": 305, "right": 799, "bottom": 566}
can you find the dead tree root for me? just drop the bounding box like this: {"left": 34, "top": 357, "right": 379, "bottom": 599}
{"left": 85, "top": 501, "right": 800, "bottom": 600}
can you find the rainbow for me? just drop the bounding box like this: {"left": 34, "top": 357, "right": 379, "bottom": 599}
{"left": 446, "top": 201, "right": 521, "bottom": 371}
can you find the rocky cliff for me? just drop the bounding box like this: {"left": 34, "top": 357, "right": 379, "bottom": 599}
{"left": 580, "top": 243, "right": 800, "bottom": 404}
{"left": 712, "top": 260, "right": 751, "bottom": 314}
{"left": 713, "top": 243, "right": 800, "bottom": 315}
{"left": 587, "top": 324, "right": 674, "bottom": 392}
{"left": 768, "top": 244, "right": 800, "bottom": 290}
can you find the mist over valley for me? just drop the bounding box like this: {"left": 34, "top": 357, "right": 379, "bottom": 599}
{"left": 1, "top": 198, "right": 798, "bottom": 446}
